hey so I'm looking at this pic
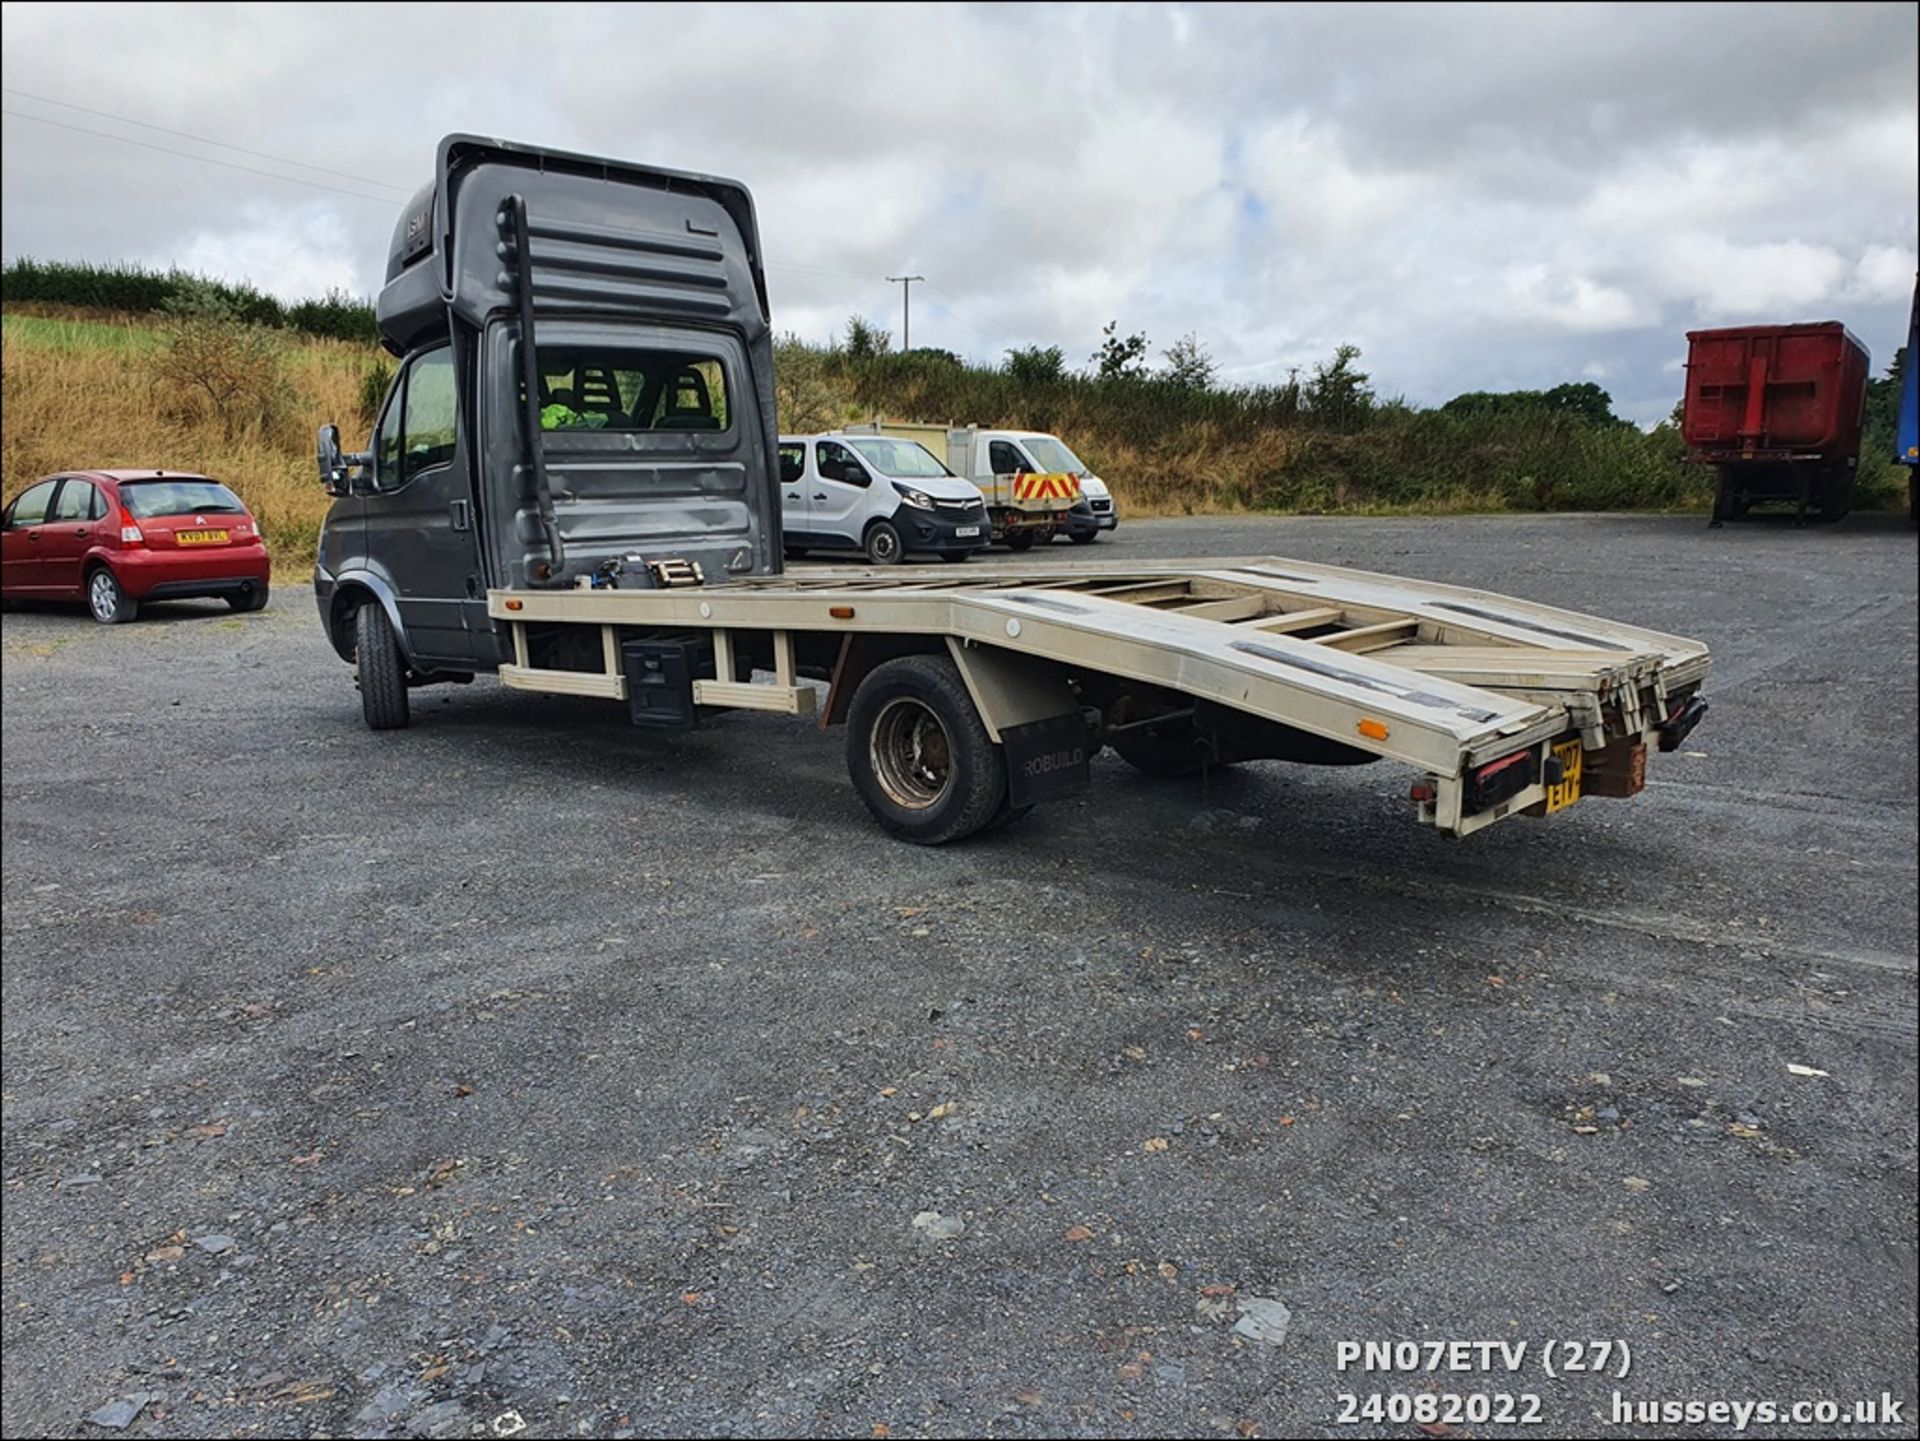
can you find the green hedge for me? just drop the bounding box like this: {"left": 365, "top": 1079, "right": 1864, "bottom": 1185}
{"left": 1, "top": 258, "right": 376, "bottom": 343}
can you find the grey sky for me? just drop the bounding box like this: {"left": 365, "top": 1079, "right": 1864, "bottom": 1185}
{"left": 2, "top": 1, "right": 1914, "bottom": 422}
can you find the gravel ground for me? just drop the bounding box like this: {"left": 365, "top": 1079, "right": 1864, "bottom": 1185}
{"left": 2, "top": 513, "right": 1915, "bottom": 1440}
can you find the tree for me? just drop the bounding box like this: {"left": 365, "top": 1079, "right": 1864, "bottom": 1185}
{"left": 773, "top": 334, "right": 842, "bottom": 433}
{"left": 842, "top": 314, "right": 892, "bottom": 359}
{"left": 1005, "top": 344, "right": 1067, "bottom": 385}
{"left": 1305, "top": 343, "right": 1372, "bottom": 426}
{"left": 149, "top": 277, "right": 284, "bottom": 439}
{"left": 1092, "top": 320, "right": 1151, "bottom": 381}
{"left": 1160, "top": 332, "right": 1216, "bottom": 391}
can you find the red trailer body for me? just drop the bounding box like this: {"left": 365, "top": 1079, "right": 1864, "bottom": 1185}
{"left": 1682, "top": 322, "right": 1870, "bottom": 525}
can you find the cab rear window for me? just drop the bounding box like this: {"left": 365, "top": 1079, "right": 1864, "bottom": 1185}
{"left": 119, "top": 480, "right": 246, "bottom": 518}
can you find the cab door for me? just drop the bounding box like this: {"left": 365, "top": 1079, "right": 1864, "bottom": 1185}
{"left": 811, "top": 439, "right": 877, "bottom": 548}
{"left": 360, "top": 345, "right": 487, "bottom": 666}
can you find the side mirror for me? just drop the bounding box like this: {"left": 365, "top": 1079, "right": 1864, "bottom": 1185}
{"left": 317, "top": 424, "right": 370, "bottom": 497}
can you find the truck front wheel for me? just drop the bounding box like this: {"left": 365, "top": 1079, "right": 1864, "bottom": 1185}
{"left": 846, "top": 655, "right": 1008, "bottom": 844}
{"left": 354, "top": 601, "right": 411, "bottom": 731}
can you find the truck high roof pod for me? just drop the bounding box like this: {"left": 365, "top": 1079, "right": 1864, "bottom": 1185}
{"left": 377, "top": 134, "right": 771, "bottom": 357}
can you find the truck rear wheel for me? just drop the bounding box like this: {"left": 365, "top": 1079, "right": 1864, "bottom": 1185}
{"left": 354, "top": 601, "right": 411, "bottom": 731}
{"left": 1006, "top": 530, "right": 1037, "bottom": 552}
{"left": 846, "top": 655, "right": 1007, "bottom": 844}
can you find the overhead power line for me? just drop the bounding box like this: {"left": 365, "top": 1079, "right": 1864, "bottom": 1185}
{"left": 2, "top": 86, "right": 413, "bottom": 194}
{"left": 0, "top": 109, "right": 402, "bottom": 206}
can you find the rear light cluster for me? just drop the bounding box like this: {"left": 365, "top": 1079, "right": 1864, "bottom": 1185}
{"left": 119, "top": 520, "right": 145, "bottom": 545}
{"left": 1463, "top": 749, "right": 1538, "bottom": 814}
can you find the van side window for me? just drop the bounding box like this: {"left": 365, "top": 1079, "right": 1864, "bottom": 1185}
{"left": 816, "top": 441, "right": 868, "bottom": 487}
{"left": 777, "top": 444, "right": 805, "bottom": 486}
{"left": 989, "top": 441, "right": 1030, "bottom": 475}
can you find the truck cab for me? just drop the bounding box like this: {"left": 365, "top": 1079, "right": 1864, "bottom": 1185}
{"left": 777, "top": 433, "right": 990, "bottom": 564}
{"left": 314, "top": 135, "right": 781, "bottom": 680}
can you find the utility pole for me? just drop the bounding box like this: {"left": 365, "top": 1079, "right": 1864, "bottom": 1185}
{"left": 886, "top": 274, "right": 924, "bottom": 351}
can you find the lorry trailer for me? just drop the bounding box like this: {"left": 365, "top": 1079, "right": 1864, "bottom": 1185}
{"left": 314, "top": 136, "right": 1710, "bottom": 845}
{"left": 1682, "top": 321, "right": 1870, "bottom": 525}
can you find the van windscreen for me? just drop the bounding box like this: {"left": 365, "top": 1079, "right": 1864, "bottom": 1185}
{"left": 846, "top": 438, "right": 952, "bottom": 478}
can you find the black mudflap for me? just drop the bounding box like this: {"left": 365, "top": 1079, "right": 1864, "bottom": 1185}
{"left": 1002, "top": 712, "right": 1092, "bottom": 807}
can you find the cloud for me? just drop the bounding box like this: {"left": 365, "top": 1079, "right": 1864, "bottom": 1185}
{"left": 1, "top": 0, "right": 1914, "bottom": 424}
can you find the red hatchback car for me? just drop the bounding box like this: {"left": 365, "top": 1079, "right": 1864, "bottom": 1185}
{"left": 0, "top": 470, "right": 271, "bottom": 623}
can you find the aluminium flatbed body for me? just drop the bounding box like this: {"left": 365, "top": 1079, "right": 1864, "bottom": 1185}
{"left": 481, "top": 555, "right": 1709, "bottom": 840}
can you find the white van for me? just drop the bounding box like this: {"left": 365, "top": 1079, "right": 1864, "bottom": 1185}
{"left": 777, "top": 433, "right": 992, "bottom": 564}
{"left": 848, "top": 422, "right": 1119, "bottom": 544}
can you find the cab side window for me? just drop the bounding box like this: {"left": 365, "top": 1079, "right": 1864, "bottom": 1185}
{"left": 777, "top": 444, "right": 805, "bottom": 486}
{"left": 401, "top": 350, "right": 458, "bottom": 484}
{"left": 372, "top": 347, "right": 457, "bottom": 491}
{"left": 51, "top": 481, "right": 98, "bottom": 522}
{"left": 816, "top": 441, "right": 868, "bottom": 487}
{"left": 989, "top": 441, "right": 1030, "bottom": 475}
{"left": 5, "top": 480, "right": 58, "bottom": 528}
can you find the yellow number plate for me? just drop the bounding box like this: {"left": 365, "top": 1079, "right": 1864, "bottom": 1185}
{"left": 176, "top": 529, "right": 229, "bottom": 545}
{"left": 1544, "top": 737, "right": 1584, "bottom": 814}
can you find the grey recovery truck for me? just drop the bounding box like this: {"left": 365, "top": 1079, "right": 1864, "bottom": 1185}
{"left": 314, "top": 136, "right": 1710, "bottom": 845}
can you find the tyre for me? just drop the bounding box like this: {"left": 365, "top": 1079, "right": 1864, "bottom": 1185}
{"left": 227, "top": 583, "right": 270, "bottom": 612}
{"left": 1818, "top": 469, "right": 1852, "bottom": 523}
{"left": 846, "top": 654, "right": 1007, "bottom": 844}
{"left": 1111, "top": 717, "right": 1227, "bottom": 778}
{"left": 1070, "top": 530, "right": 1098, "bottom": 545}
{"left": 864, "top": 520, "right": 904, "bottom": 565}
{"left": 86, "top": 566, "right": 138, "bottom": 625}
{"left": 353, "top": 600, "right": 410, "bottom": 730}
{"left": 1005, "top": 530, "right": 1037, "bottom": 552}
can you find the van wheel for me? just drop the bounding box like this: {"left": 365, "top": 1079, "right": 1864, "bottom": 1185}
{"left": 1005, "top": 531, "right": 1037, "bottom": 552}
{"left": 354, "top": 601, "right": 411, "bottom": 730}
{"left": 1071, "top": 530, "right": 1098, "bottom": 545}
{"left": 227, "top": 583, "right": 270, "bottom": 612}
{"left": 864, "top": 520, "right": 904, "bottom": 565}
{"left": 86, "top": 567, "right": 138, "bottom": 625}
{"left": 846, "top": 655, "right": 1007, "bottom": 844}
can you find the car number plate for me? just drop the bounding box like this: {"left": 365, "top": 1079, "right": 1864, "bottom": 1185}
{"left": 1544, "top": 737, "right": 1584, "bottom": 814}
{"left": 955, "top": 526, "right": 981, "bottom": 537}
{"left": 176, "top": 529, "right": 229, "bottom": 545}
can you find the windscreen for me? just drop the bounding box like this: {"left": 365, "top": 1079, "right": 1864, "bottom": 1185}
{"left": 1019, "top": 436, "right": 1088, "bottom": 473}
{"left": 119, "top": 479, "right": 245, "bottom": 518}
{"left": 846, "top": 438, "right": 953, "bottom": 478}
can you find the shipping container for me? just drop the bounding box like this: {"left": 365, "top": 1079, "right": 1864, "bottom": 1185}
{"left": 1682, "top": 321, "right": 1870, "bottom": 525}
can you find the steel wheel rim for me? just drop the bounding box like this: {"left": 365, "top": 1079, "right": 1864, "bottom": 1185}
{"left": 870, "top": 697, "right": 951, "bottom": 810}
{"left": 870, "top": 529, "right": 898, "bottom": 562}
{"left": 89, "top": 572, "right": 115, "bottom": 620}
